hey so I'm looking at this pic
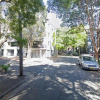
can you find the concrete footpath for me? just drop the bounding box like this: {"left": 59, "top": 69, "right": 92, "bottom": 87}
{"left": 0, "top": 64, "right": 26, "bottom": 99}
{"left": 0, "top": 55, "right": 61, "bottom": 99}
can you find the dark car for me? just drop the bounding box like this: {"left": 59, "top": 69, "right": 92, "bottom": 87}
{"left": 68, "top": 50, "right": 72, "bottom": 54}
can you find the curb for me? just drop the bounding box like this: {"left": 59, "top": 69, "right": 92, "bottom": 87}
{"left": 0, "top": 78, "right": 26, "bottom": 99}
{"left": 0, "top": 56, "right": 62, "bottom": 99}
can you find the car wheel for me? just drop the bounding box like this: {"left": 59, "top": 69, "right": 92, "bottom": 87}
{"left": 81, "top": 65, "right": 84, "bottom": 69}
{"left": 78, "top": 60, "right": 80, "bottom": 65}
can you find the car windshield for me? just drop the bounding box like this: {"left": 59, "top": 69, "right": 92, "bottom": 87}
{"left": 83, "top": 56, "right": 96, "bottom": 61}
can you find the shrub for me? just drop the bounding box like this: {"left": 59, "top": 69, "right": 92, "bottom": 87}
{"left": 73, "top": 52, "right": 78, "bottom": 56}
{"left": 0, "top": 64, "right": 10, "bottom": 71}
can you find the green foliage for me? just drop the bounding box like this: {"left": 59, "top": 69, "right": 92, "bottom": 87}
{"left": 56, "top": 27, "right": 68, "bottom": 50}
{"left": 52, "top": 27, "right": 69, "bottom": 51}
{"left": 7, "top": 0, "right": 44, "bottom": 46}
{"left": 8, "top": 0, "right": 44, "bottom": 29}
{"left": 52, "top": 31, "right": 65, "bottom": 50}
{"left": 48, "top": 0, "right": 100, "bottom": 61}
{"left": 0, "top": 64, "right": 10, "bottom": 71}
{"left": 23, "top": 10, "right": 46, "bottom": 48}
{"left": 65, "top": 24, "right": 87, "bottom": 47}
{"left": 0, "top": 4, "right": 9, "bottom": 39}
{"left": 72, "top": 51, "right": 78, "bottom": 56}
{"left": 48, "top": 0, "right": 99, "bottom": 27}
{"left": 65, "top": 25, "right": 87, "bottom": 47}
{"left": 56, "top": 43, "right": 64, "bottom": 50}
{"left": 15, "top": 37, "right": 27, "bottom": 47}
{"left": 11, "top": 33, "right": 27, "bottom": 47}
{"left": 54, "top": 25, "right": 87, "bottom": 50}
{"left": 48, "top": 0, "right": 73, "bottom": 12}
{"left": 52, "top": 32, "right": 56, "bottom": 46}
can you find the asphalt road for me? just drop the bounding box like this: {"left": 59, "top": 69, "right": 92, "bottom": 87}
{"left": 2, "top": 56, "right": 100, "bottom": 100}
{"left": 0, "top": 57, "right": 11, "bottom": 65}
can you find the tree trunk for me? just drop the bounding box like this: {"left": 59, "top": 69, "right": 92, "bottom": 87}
{"left": 90, "top": 31, "right": 99, "bottom": 61}
{"left": 79, "top": 47, "right": 80, "bottom": 56}
{"left": 95, "top": 51, "right": 99, "bottom": 62}
{"left": 27, "top": 42, "right": 32, "bottom": 59}
{"left": 85, "top": 0, "right": 99, "bottom": 62}
{"left": 96, "top": 30, "right": 100, "bottom": 62}
{"left": 19, "top": 12, "right": 23, "bottom": 76}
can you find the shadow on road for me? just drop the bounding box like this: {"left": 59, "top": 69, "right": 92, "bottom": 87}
{"left": 1, "top": 56, "right": 100, "bottom": 100}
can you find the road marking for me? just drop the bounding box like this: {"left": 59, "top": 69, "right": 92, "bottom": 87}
{"left": 42, "top": 70, "right": 44, "bottom": 72}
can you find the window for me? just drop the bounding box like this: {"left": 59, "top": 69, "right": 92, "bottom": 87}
{"left": 11, "top": 42, "right": 18, "bottom": 47}
{"left": 8, "top": 42, "right": 11, "bottom": 46}
{"left": 33, "top": 41, "right": 43, "bottom": 48}
{"left": 83, "top": 56, "right": 95, "bottom": 61}
{"left": 8, "top": 50, "right": 14, "bottom": 56}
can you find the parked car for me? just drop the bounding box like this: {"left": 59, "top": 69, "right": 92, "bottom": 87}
{"left": 68, "top": 50, "right": 72, "bottom": 54}
{"left": 78, "top": 54, "right": 100, "bottom": 71}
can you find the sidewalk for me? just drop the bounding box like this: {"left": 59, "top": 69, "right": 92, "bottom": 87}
{"left": 0, "top": 70, "right": 26, "bottom": 99}
{"left": 0, "top": 55, "right": 61, "bottom": 99}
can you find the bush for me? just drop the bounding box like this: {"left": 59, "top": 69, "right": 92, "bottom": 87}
{"left": 73, "top": 52, "right": 78, "bottom": 56}
{"left": 0, "top": 64, "right": 10, "bottom": 71}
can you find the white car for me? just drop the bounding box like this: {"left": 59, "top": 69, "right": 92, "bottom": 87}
{"left": 78, "top": 54, "right": 99, "bottom": 70}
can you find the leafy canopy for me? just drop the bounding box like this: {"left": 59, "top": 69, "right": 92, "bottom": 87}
{"left": 65, "top": 24, "right": 87, "bottom": 47}
{"left": 48, "top": 0, "right": 100, "bottom": 27}
{"left": 7, "top": 0, "right": 44, "bottom": 46}
{"left": 53, "top": 24, "right": 87, "bottom": 50}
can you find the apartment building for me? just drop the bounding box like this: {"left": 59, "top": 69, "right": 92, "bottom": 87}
{"left": 0, "top": 38, "right": 19, "bottom": 57}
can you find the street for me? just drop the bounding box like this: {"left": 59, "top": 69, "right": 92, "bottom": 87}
{"left": 1, "top": 0, "right": 100, "bottom": 100}
{"left": 2, "top": 56, "right": 100, "bottom": 100}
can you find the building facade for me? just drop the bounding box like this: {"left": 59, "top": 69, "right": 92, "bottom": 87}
{"left": 0, "top": 38, "right": 19, "bottom": 57}
{"left": 0, "top": 11, "right": 58, "bottom": 58}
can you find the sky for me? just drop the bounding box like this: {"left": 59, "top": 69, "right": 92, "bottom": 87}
{"left": 43, "top": 0, "right": 47, "bottom": 6}
{"left": 47, "top": 12, "right": 62, "bottom": 28}
{"left": 43, "top": 0, "right": 62, "bottom": 28}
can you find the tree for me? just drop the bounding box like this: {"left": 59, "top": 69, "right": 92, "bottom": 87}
{"left": 53, "top": 27, "right": 68, "bottom": 52}
{"left": 0, "top": 0, "right": 13, "bottom": 48}
{"left": 54, "top": 25, "right": 87, "bottom": 54}
{"left": 65, "top": 24, "right": 87, "bottom": 55}
{"left": 23, "top": 11, "right": 46, "bottom": 59}
{"left": 66, "top": 25, "right": 87, "bottom": 47}
{"left": 52, "top": 31, "right": 64, "bottom": 54}
{"left": 7, "top": 0, "right": 44, "bottom": 76}
{"left": 0, "top": 0, "right": 11, "bottom": 2}
{"left": 48, "top": 0, "right": 100, "bottom": 61}
{"left": 0, "top": 3, "right": 10, "bottom": 47}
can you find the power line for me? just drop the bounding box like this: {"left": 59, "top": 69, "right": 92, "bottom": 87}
{"left": 39, "top": 11, "right": 56, "bottom": 30}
